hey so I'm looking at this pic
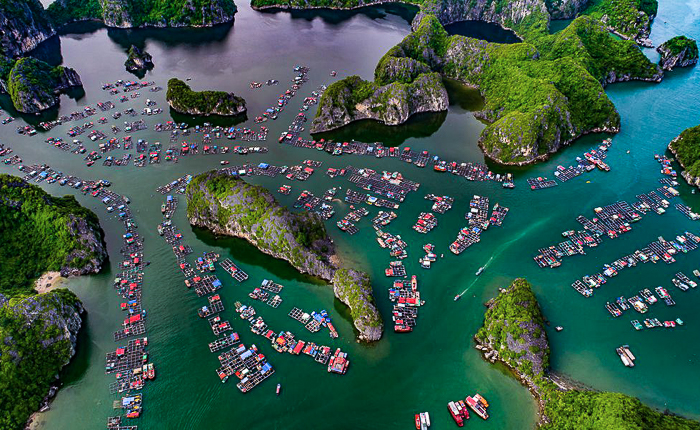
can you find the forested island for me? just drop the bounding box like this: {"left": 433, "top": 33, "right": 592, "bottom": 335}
{"left": 186, "top": 170, "right": 383, "bottom": 341}
{"left": 313, "top": 13, "right": 661, "bottom": 165}
{"left": 124, "top": 45, "right": 154, "bottom": 74}
{"left": 0, "top": 174, "right": 107, "bottom": 429}
{"left": 46, "top": 0, "right": 237, "bottom": 28}
{"left": 668, "top": 125, "right": 700, "bottom": 190}
{"left": 0, "top": 57, "right": 82, "bottom": 113}
{"left": 167, "top": 78, "right": 246, "bottom": 117}
{"left": 475, "top": 278, "right": 700, "bottom": 429}
{"left": 657, "top": 36, "right": 699, "bottom": 71}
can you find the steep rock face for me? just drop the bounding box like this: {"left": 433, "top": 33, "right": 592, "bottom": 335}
{"left": 547, "top": 0, "right": 588, "bottom": 19}
{"left": 186, "top": 170, "right": 338, "bottom": 280}
{"left": 311, "top": 73, "right": 447, "bottom": 133}
{"left": 582, "top": 0, "right": 657, "bottom": 47}
{"left": 167, "top": 78, "right": 246, "bottom": 116}
{"left": 0, "top": 290, "right": 84, "bottom": 430}
{"left": 413, "top": 0, "right": 549, "bottom": 36}
{"left": 667, "top": 125, "right": 700, "bottom": 190}
{"left": 99, "top": 0, "right": 236, "bottom": 28}
{"left": 124, "top": 45, "right": 154, "bottom": 72}
{"left": 1, "top": 57, "right": 82, "bottom": 113}
{"left": 0, "top": 0, "right": 55, "bottom": 57}
{"left": 61, "top": 214, "right": 107, "bottom": 277}
{"left": 331, "top": 269, "right": 383, "bottom": 342}
{"left": 656, "top": 36, "right": 699, "bottom": 71}
{"left": 251, "top": 0, "right": 407, "bottom": 10}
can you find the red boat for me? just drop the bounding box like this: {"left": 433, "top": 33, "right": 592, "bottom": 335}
{"left": 447, "top": 401, "right": 464, "bottom": 427}
{"left": 415, "top": 414, "right": 421, "bottom": 429}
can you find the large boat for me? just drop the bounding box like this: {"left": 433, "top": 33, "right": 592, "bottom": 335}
{"left": 414, "top": 414, "right": 421, "bottom": 430}
{"left": 466, "top": 396, "right": 489, "bottom": 419}
{"left": 327, "top": 348, "right": 349, "bottom": 374}
{"left": 447, "top": 402, "right": 464, "bottom": 427}
{"left": 475, "top": 266, "right": 485, "bottom": 276}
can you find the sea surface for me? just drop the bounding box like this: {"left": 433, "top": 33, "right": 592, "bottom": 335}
{"left": 5, "top": 1, "right": 700, "bottom": 428}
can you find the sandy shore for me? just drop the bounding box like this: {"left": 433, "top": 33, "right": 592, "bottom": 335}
{"left": 34, "top": 271, "right": 66, "bottom": 294}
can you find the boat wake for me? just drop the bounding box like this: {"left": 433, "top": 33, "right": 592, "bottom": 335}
{"left": 454, "top": 216, "right": 550, "bottom": 300}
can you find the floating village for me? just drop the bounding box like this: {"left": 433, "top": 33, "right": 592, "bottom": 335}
{"left": 2, "top": 52, "right": 699, "bottom": 430}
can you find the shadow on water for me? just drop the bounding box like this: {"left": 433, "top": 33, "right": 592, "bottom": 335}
{"left": 192, "top": 226, "right": 327, "bottom": 285}
{"left": 168, "top": 108, "right": 248, "bottom": 128}
{"left": 59, "top": 311, "right": 92, "bottom": 385}
{"left": 444, "top": 20, "right": 520, "bottom": 43}
{"left": 312, "top": 111, "right": 447, "bottom": 146}
{"left": 28, "top": 35, "right": 64, "bottom": 66}
{"left": 312, "top": 78, "right": 483, "bottom": 146}
{"left": 256, "top": 3, "right": 418, "bottom": 26}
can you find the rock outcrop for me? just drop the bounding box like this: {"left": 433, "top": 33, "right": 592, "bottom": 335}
{"left": 657, "top": 36, "right": 699, "bottom": 71}
{"left": 167, "top": 78, "right": 246, "bottom": 116}
{"left": 331, "top": 269, "right": 383, "bottom": 342}
{"left": 547, "top": 0, "right": 588, "bottom": 19}
{"left": 48, "top": 0, "right": 237, "bottom": 28}
{"left": 582, "top": 0, "right": 657, "bottom": 47}
{"left": 0, "top": 0, "right": 55, "bottom": 57}
{"left": 186, "top": 170, "right": 337, "bottom": 280}
{"left": 311, "top": 73, "right": 448, "bottom": 133}
{"left": 315, "top": 14, "right": 660, "bottom": 165}
{"left": 668, "top": 125, "right": 700, "bottom": 190}
{"left": 186, "top": 170, "right": 384, "bottom": 341}
{"left": 61, "top": 214, "right": 108, "bottom": 277}
{"left": 124, "top": 45, "right": 154, "bottom": 73}
{"left": 0, "top": 289, "right": 84, "bottom": 430}
{"left": 0, "top": 57, "right": 82, "bottom": 113}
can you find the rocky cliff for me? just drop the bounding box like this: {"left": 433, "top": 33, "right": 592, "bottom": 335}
{"left": 657, "top": 36, "right": 699, "bottom": 71}
{"left": 48, "top": 0, "right": 236, "bottom": 28}
{"left": 582, "top": 0, "right": 657, "bottom": 47}
{"left": 167, "top": 78, "right": 246, "bottom": 116}
{"left": 186, "top": 170, "right": 338, "bottom": 280}
{"left": 0, "top": 173, "right": 107, "bottom": 295}
{"left": 186, "top": 170, "right": 384, "bottom": 341}
{"left": 124, "top": 45, "right": 154, "bottom": 73}
{"left": 311, "top": 73, "right": 447, "bottom": 133}
{"left": 547, "top": 0, "right": 588, "bottom": 19}
{"left": 0, "top": 289, "right": 84, "bottom": 430}
{"left": 0, "top": 57, "right": 82, "bottom": 113}
{"left": 331, "top": 269, "right": 383, "bottom": 342}
{"left": 0, "top": 0, "right": 55, "bottom": 57}
{"left": 668, "top": 125, "right": 700, "bottom": 190}
{"left": 316, "top": 14, "right": 660, "bottom": 165}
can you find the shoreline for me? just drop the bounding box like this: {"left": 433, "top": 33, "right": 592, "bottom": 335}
{"left": 34, "top": 271, "right": 67, "bottom": 294}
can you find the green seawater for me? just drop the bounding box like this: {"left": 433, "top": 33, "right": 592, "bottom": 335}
{"left": 4, "top": 1, "right": 699, "bottom": 429}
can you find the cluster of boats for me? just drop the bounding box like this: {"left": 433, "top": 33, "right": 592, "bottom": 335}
{"left": 616, "top": 345, "right": 636, "bottom": 367}
{"left": 447, "top": 393, "right": 489, "bottom": 426}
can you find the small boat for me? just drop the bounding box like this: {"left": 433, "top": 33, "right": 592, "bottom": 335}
{"left": 454, "top": 294, "right": 461, "bottom": 302}
{"left": 414, "top": 414, "right": 421, "bottom": 429}
{"left": 475, "top": 266, "right": 485, "bottom": 276}
{"left": 276, "top": 383, "right": 281, "bottom": 395}
{"left": 424, "top": 412, "right": 431, "bottom": 427}
{"left": 555, "top": 326, "right": 563, "bottom": 332}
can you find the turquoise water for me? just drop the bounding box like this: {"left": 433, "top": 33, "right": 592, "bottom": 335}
{"left": 1, "top": 1, "right": 699, "bottom": 429}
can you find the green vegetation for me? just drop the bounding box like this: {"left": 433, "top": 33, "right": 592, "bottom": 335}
{"left": 186, "top": 170, "right": 332, "bottom": 276}
{"left": 583, "top": 0, "right": 657, "bottom": 42}
{"left": 0, "top": 174, "right": 105, "bottom": 296}
{"left": 331, "top": 269, "right": 382, "bottom": 328}
{"left": 659, "top": 36, "right": 699, "bottom": 58}
{"left": 166, "top": 78, "right": 246, "bottom": 116}
{"left": 251, "top": 0, "right": 420, "bottom": 8}
{"left": 669, "top": 125, "right": 700, "bottom": 179}
{"left": 0, "top": 57, "right": 82, "bottom": 113}
{"left": 0, "top": 289, "right": 83, "bottom": 430}
{"left": 47, "top": 0, "right": 237, "bottom": 28}
{"left": 318, "top": 14, "right": 659, "bottom": 164}
{"left": 124, "top": 45, "right": 154, "bottom": 72}
{"left": 46, "top": 0, "right": 102, "bottom": 26}
{"left": 476, "top": 279, "right": 700, "bottom": 429}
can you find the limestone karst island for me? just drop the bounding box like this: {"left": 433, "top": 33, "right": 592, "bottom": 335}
{"left": 1, "top": 0, "right": 700, "bottom": 429}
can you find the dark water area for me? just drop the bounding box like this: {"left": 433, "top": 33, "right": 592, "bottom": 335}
{"left": 548, "top": 18, "right": 574, "bottom": 34}
{"left": 4, "top": 1, "right": 700, "bottom": 429}
{"left": 257, "top": 2, "right": 418, "bottom": 25}
{"left": 444, "top": 20, "right": 521, "bottom": 43}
